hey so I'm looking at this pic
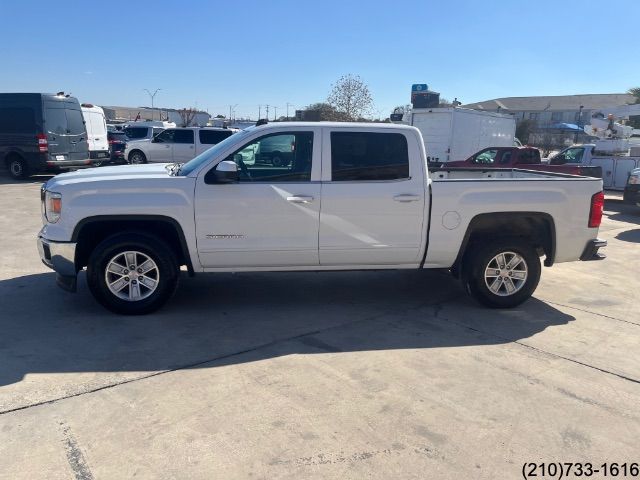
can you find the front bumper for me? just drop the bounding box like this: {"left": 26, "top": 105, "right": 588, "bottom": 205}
{"left": 580, "top": 238, "right": 607, "bottom": 261}
{"left": 37, "top": 236, "right": 78, "bottom": 292}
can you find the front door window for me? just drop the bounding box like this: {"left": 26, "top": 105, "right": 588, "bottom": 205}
{"left": 226, "top": 132, "right": 313, "bottom": 182}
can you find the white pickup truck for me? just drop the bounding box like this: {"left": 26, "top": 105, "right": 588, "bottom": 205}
{"left": 37, "top": 122, "right": 607, "bottom": 314}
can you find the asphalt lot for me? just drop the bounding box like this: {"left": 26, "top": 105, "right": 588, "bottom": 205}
{"left": 0, "top": 174, "right": 638, "bottom": 479}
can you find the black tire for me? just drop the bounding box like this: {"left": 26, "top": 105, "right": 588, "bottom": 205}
{"left": 87, "top": 233, "right": 179, "bottom": 315}
{"left": 7, "top": 155, "right": 29, "bottom": 180}
{"left": 462, "top": 238, "right": 541, "bottom": 309}
{"left": 129, "top": 150, "right": 147, "bottom": 164}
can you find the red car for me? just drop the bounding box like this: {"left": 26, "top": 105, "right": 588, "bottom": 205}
{"left": 444, "top": 147, "right": 602, "bottom": 178}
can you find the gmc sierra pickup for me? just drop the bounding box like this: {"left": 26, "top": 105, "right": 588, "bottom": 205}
{"left": 37, "top": 122, "right": 607, "bottom": 314}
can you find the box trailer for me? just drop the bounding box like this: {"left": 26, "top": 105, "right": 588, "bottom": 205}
{"left": 409, "top": 107, "right": 516, "bottom": 165}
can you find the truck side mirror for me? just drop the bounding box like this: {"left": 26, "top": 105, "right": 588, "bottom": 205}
{"left": 205, "top": 160, "right": 239, "bottom": 184}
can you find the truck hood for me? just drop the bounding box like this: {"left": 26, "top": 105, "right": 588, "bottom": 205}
{"left": 45, "top": 164, "right": 173, "bottom": 188}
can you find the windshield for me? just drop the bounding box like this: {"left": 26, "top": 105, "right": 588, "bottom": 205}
{"left": 179, "top": 128, "right": 253, "bottom": 176}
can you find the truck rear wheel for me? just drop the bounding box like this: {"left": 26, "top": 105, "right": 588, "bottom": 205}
{"left": 463, "top": 238, "right": 541, "bottom": 308}
{"left": 86, "top": 233, "right": 179, "bottom": 315}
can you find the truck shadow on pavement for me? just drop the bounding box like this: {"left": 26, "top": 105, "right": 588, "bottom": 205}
{"left": 0, "top": 173, "right": 54, "bottom": 186}
{"left": 615, "top": 229, "right": 640, "bottom": 243}
{"left": 605, "top": 200, "right": 640, "bottom": 225}
{"left": 0, "top": 269, "right": 574, "bottom": 394}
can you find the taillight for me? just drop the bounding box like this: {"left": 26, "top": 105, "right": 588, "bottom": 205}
{"left": 588, "top": 191, "right": 604, "bottom": 228}
{"left": 37, "top": 133, "right": 48, "bottom": 153}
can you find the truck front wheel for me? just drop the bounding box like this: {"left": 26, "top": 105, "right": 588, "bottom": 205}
{"left": 86, "top": 233, "right": 179, "bottom": 315}
{"left": 463, "top": 238, "right": 541, "bottom": 308}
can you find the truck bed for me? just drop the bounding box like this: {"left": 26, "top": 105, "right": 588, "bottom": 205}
{"left": 431, "top": 167, "right": 595, "bottom": 181}
{"left": 424, "top": 167, "right": 603, "bottom": 269}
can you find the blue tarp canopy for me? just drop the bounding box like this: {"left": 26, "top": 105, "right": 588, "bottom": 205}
{"left": 541, "top": 123, "right": 583, "bottom": 131}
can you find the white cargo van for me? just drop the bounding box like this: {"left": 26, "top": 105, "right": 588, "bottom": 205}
{"left": 81, "top": 104, "right": 110, "bottom": 162}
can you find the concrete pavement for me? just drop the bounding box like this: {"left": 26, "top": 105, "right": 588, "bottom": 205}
{"left": 0, "top": 176, "right": 638, "bottom": 479}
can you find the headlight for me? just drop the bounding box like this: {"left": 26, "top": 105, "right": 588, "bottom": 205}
{"left": 628, "top": 174, "right": 640, "bottom": 185}
{"left": 45, "top": 191, "right": 62, "bottom": 223}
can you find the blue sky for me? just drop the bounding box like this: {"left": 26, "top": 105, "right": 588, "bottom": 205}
{"left": 1, "top": 0, "right": 638, "bottom": 119}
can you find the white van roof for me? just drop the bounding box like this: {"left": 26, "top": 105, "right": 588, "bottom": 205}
{"left": 124, "top": 121, "right": 176, "bottom": 128}
{"left": 80, "top": 104, "right": 105, "bottom": 115}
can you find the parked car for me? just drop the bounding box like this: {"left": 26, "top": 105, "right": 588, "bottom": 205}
{"left": 623, "top": 168, "right": 640, "bottom": 205}
{"left": 106, "top": 131, "right": 127, "bottom": 165}
{"left": 444, "top": 146, "right": 602, "bottom": 177}
{"left": 125, "top": 127, "right": 237, "bottom": 164}
{"left": 38, "top": 122, "right": 606, "bottom": 314}
{"left": 0, "top": 92, "right": 93, "bottom": 179}
{"left": 81, "top": 104, "right": 110, "bottom": 163}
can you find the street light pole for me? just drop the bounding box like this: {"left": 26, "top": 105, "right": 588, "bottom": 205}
{"left": 144, "top": 88, "right": 161, "bottom": 121}
{"left": 273, "top": 106, "right": 278, "bottom": 121}
{"left": 286, "top": 102, "right": 293, "bottom": 120}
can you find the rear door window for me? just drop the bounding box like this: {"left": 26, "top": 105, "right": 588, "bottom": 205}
{"left": 65, "top": 108, "right": 86, "bottom": 135}
{"left": 88, "top": 112, "right": 106, "bottom": 135}
{"left": 0, "top": 107, "right": 36, "bottom": 133}
{"left": 199, "top": 129, "right": 233, "bottom": 144}
{"left": 45, "top": 108, "right": 68, "bottom": 134}
{"left": 124, "top": 127, "right": 149, "bottom": 139}
{"left": 330, "top": 132, "right": 409, "bottom": 181}
{"left": 499, "top": 151, "right": 513, "bottom": 164}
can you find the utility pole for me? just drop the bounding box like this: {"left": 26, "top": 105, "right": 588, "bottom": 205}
{"left": 273, "top": 106, "right": 278, "bottom": 121}
{"left": 258, "top": 105, "right": 262, "bottom": 120}
{"left": 229, "top": 104, "right": 238, "bottom": 122}
{"left": 144, "top": 88, "right": 161, "bottom": 120}
{"left": 286, "top": 102, "right": 293, "bottom": 120}
{"left": 265, "top": 104, "right": 270, "bottom": 120}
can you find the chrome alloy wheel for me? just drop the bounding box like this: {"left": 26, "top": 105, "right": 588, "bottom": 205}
{"left": 105, "top": 251, "right": 159, "bottom": 301}
{"left": 484, "top": 251, "right": 528, "bottom": 297}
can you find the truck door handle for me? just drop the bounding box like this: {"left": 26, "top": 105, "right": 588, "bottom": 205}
{"left": 287, "top": 195, "right": 314, "bottom": 204}
{"left": 393, "top": 194, "right": 421, "bottom": 202}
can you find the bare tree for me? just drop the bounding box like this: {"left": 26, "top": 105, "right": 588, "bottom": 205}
{"left": 178, "top": 108, "right": 198, "bottom": 127}
{"left": 327, "top": 74, "right": 373, "bottom": 120}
